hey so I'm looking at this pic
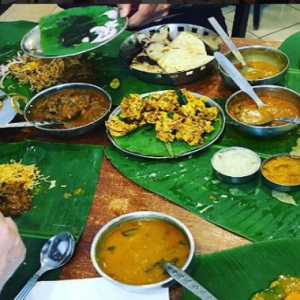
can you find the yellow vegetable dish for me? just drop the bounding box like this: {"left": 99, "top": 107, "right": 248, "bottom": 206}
{"left": 105, "top": 89, "right": 218, "bottom": 146}
{"left": 252, "top": 275, "right": 300, "bottom": 300}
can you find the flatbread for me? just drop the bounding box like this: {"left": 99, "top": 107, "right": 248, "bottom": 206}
{"left": 130, "top": 27, "right": 215, "bottom": 73}
{"left": 168, "top": 32, "right": 207, "bottom": 55}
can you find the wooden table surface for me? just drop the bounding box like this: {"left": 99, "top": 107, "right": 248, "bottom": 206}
{"left": 0, "top": 4, "right": 282, "bottom": 299}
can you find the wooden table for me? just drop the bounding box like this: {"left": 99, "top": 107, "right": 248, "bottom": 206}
{"left": 0, "top": 4, "right": 282, "bottom": 299}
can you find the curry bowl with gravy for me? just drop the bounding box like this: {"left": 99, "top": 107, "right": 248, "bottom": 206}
{"left": 217, "top": 46, "right": 289, "bottom": 89}
{"left": 24, "top": 83, "right": 112, "bottom": 136}
{"left": 226, "top": 85, "right": 300, "bottom": 137}
{"left": 90, "top": 211, "right": 195, "bottom": 291}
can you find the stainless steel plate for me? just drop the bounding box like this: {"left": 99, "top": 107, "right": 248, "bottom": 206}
{"left": 21, "top": 18, "right": 128, "bottom": 59}
{"left": 107, "top": 90, "right": 225, "bottom": 159}
{"left": 119, "top": 23, "right": 221, "bottom": 85}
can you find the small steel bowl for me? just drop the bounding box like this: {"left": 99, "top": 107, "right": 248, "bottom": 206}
{"left": 119, "top": 23, "right": 221, "bottom": 85}
{"left": 24, "top": 83, "right": 112, "bottom": 137}
{"left": 261, "top": 153, "right": 300, "bottom": 192}
{"left": 226, "top": 85, "right": 300, "bottom": 137}
{"left": 217, "top": 46, "right": 290, "bottom": 89}
{"left": 90, "top": 211, "right": 195, "bottom": 291}
{"left": 211, "top": 146, "right": 261, "bottom": 184}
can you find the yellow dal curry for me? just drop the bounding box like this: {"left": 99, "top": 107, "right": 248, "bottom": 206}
{"left": 95, "top": 218, "right": 190, "bottom": 285}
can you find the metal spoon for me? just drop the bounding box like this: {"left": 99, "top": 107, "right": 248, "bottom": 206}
{"left": 0, "top": 121, "right": 62, "bottom": 129}
{"left": 13, "top": 232, "right": 75, "bottom": 300}
{"left": 208, "top": 17, "right": 256, "bottom": 75}
{"left": 247, "top": 116, "right": 300, "bottom": 126}
{"left": 163, "top": 263, "right": 218, "bottom": 300}
{"left": 214, "top": 52, "right": 266, "bottom": 109}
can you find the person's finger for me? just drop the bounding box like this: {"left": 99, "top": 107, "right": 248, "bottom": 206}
{"left": 4, "top": 216, "right": 19, "bottom": 233}
{"left": 117, "top": 4, "right": 132, "bottom": 18}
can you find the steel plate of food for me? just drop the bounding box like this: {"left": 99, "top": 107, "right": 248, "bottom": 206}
{"left": 119, "top": 23, "right": 221, "bottom": 85}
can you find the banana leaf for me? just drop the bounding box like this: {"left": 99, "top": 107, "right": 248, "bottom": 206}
{"left": 105, "top": 98, "right": 300, "bottom": 242}
{"left": 279, "top": 32, "right": 300, "bottom": 93}
{"left": 0, "top": 21, "right": 169, "bottom": 106}
{"left": 184, "top": 238, "right": 300, "bottom": 300}
{"left": 39, "top": 6, "right": 127, "bottom": 56}
{"left": 0, "top": 140, "right": 104, "bottom": 240}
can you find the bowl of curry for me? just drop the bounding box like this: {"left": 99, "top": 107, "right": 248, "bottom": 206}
{"left": 24, "top": 82, "right": 112, "bottom": 136}
{"left": 90, "top": 211, "right": 195, "bottom": 291}
{"left": 226, "top": 85, "right": 300, "bottom": 137}
{"left": 261, "top": 153, "right": 300, "bottom": 192}
{"left": 217, "top": 46, "right": 289, "bottom": 88}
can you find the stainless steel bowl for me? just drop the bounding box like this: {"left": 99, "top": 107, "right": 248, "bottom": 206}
{"left": 217, "top": 46, "right": 290, "bottom": 89}
{"left": 24, "top": 83, "right": 112, "bottom": 137}
{"left": 211, "top": 146, "right": 261, "bottom": 184}
{"left": 90, "top": 211, "right": 195, "bottom": 291}
{"left": 119, "top": 23, "right": 221, "bottom": 85}
{"left": 226, "top": 85, "right": 300, "bottom": 137}
{"left": 261, "top": 153, "right": 300, "bottom": 192}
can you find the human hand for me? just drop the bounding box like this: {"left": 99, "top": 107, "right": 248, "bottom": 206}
{"left": 118, "top": 4, "right": 172, "bottom": 28}
{"left": 0, "top": 212, "right": 26, "bottom": 291}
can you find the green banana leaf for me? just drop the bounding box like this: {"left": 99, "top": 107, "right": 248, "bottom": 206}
{"left": 279, "top": 31, "right": 300, "bottom": 93}
{"left": 105, "top": 97, "right": 300, "bottom": 242}
{"left": 0, "top": 237, "right": 60, "bottom": 300}
{"left": 184, "top": 238, "right": 300, "bottom": 300}
{"left": 0, "top": 21, "right": 169, "bottom": 106}
{"left": 39, "top": 6, "right": 127, "bottom": 56}
{"left": 0, "top": 140, "right": 104, "bottom": 240}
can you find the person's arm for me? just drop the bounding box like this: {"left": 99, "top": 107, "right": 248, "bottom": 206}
{"left": 118, "top": 4, "right": 172, "bottom": 28}
{"left": 0, "top": 212, "right": 26, "bottom": 292}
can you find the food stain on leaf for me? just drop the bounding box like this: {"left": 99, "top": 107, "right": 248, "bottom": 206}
{"left": 272, "top": 190, "right": 297, "bottom": 206}
{"left": 63, "top": 187, "right": 85, "bottom": 199}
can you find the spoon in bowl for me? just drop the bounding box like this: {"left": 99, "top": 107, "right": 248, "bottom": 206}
{"left": 13, "top": 232, "right": 75, "bottom": 300}
{"left": 208, "top": 17, "right": 256, "bottom": 75}
{"left": 163, "top": 263, "right": 218, "bottom": 300}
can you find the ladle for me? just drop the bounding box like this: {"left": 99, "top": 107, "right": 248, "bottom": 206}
{"left": 14, "top": 232, "right": 75, "bottom": 300}
{"left": 208, "top": 17, "right": 255, "bottom": 75}
{"left": 214, "top": 52, "right": 267, "bottom": 110}
{"left": 163, "top": 263, "right": 218, "bottom": 300}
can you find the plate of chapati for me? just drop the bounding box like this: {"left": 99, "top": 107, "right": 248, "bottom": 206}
{"left": 119, "top": 23, "right": 221, "bottom": 85}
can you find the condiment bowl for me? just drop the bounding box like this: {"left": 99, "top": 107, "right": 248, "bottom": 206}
{"left": 226, "top": 85, "right": 300, "bottom": 137}
{"left": 90, "top": 211, "right": 195, "bottom": 291}
{"left": 119, "top": 23, "right": 221, "bottom": 85}
{"left": 24, "top": 82, "right": 112, "bottom": 137}
{"left": 217, "top": 46, "right": 289, "bottom": 89}
{"left": 261, "top": 153, "right": 300, "bottom": 192}
{"left": 211, "top": 146, "right": 261, "bottom": 184}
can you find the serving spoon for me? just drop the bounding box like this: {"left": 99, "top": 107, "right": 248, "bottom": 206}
{"left": 213, "top": 52, "right": 274, "bottom": 126}
{"left": 247, "top": 116, "right": 300, "bottom": 126}
{"left": 13, "top": 232, "right": 75, "bottom": 300}
{"left": 208, "top": 17, "right": 255, "bottom": 75}
{"left": 163, "top": 263, "right": 218, "bottom": 300}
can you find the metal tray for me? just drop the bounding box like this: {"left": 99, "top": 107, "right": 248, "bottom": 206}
{"left": 119, "top": 23, "right": 221, "bottom": 86}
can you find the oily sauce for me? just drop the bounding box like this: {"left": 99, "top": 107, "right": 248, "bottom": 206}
{"left": 229, "top": 96, "right": 299, "bottom": 126}
{"left": 27, "top": 88, "right": 110, "bottom": 129}
{"left": 234, "top": 60, "right": 280, "bottom": 80}
{"left": 95, "top": 218, "right": 190, "bottom": 285}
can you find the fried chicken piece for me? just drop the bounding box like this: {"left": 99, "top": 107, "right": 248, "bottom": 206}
{"left": 106, "top": 116, "right": 138, "bottom": 137}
